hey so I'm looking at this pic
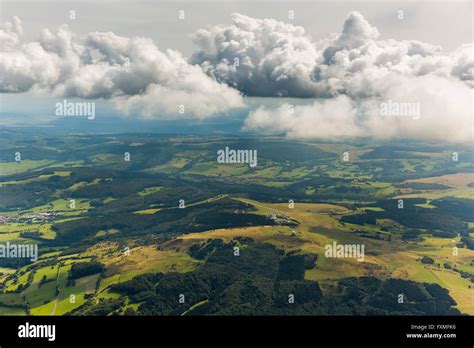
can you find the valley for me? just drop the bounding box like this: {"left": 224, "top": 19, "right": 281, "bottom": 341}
{"left": 0, "top": 130, "right": 472, "bottom": 315}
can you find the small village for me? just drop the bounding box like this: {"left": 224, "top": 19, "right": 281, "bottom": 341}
{"left": 0, "top": 212, "right": 59, "bottom": 224}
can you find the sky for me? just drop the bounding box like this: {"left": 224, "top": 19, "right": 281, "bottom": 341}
{"left": 0, "top": 0, "right": 473, "bottom": 142}
{"left": 2, "top": 0, "right": 472, "bottom": 53}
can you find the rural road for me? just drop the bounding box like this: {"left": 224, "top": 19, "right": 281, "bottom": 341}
{"left": 50, "top": 265, "right": 61, "bottom": 315}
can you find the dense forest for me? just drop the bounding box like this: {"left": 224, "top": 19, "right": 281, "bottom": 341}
{"left": 102, "top": 239, "right": 460, "bottom": 316}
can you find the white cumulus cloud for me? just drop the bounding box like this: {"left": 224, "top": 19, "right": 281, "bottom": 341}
{"left": 196, "top": 12, "right": 473, "bottom": 142}
{"left": 0, "top": 17, "right": 243, "bottom": 118}
{"left": 190, "top": 13, "right": 323, "bottom": 97}
{"left": 192, "top": 11, "right": 473, "bottom": 98}
{"left": 244, "top": 95, "right": 363, "bottom": 139}
{"left": 245, "top": 74, "right": 473, "bottom": 143}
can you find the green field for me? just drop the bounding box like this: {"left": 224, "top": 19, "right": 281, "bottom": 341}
{"left": 0, "top": 134, "right": 473, "bottom": 315}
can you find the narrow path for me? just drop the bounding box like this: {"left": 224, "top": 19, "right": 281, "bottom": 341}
{"left": 50, "top": 264, "right": 61, "bottom": 315}
{"left": 238, "top": 198, "right": 352, "bottom": 217}
{"left": 238, "top": 198, "right": 293, "bottom": 217}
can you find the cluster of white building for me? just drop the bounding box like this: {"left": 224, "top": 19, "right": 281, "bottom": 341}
{"left": 0, "top": 212, "right": 59, "bottom": 224}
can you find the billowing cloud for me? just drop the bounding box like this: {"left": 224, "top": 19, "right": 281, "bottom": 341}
{"left": 190, "top": 13, "right": 322, "bottom": 97}
{"left": 244, "top": 95, "right": 364, "bottom": 139}
{"left": 0, "top": 17, "right": 243, "bottom": 118}
{"left": 451, "top": 44, "right": 474, "bottom": 88}
{"left": 191, "top": 12, "right": 474, "bottom": 98}
{"left": 322, "top": 11, "right": 380, "bottom": 63}
{"left": 312, "top": 12, "right": 470, "bottom": 99}
{"left": 1, "top": 12, "right": 472, "bottom": 142}
{"left": 245, "top": 75, "right": 473, "bottom": 142}
{"left": 195, "top": 12, "right": 472, "bottom": 142}
{"left": 192, "top": 11, "right": 472, "bottom": 98}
